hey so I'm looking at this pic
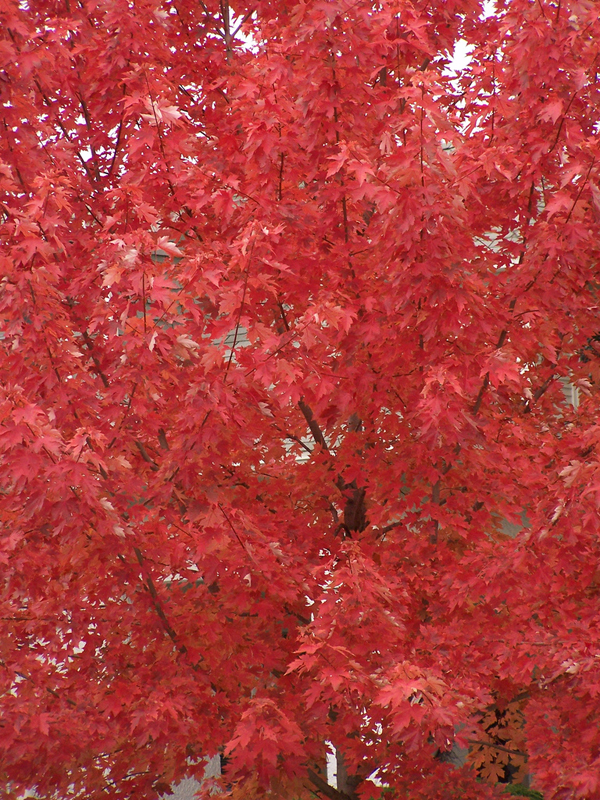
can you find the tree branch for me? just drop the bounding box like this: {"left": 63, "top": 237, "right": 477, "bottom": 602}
{"left": 467, "top": 739, "right": 527, "bottom": 759}
{"left": 132, "top": 546, "right": 190, "bottom": 658}
{"left": 307, "top": 769, "right": 355, "bottom": 800}
{"left": 298, "top": 398, "right": 329, "bottom": 451}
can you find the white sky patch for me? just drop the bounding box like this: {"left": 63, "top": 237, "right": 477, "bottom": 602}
{"left": 481, "top": 0, "right": 497, "bottom": 19}
{"left": 445, "top": 39, "right": 475, "bottom": 75}
{"left": 232, "top": 12, "right": 258, "bottom": 53}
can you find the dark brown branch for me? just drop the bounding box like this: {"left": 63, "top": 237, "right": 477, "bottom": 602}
{"left": 157, "top": 428, "right": 169, "bottom": 450}
{"left": 81, "top": 330, "right": 110, "bottom": 388}
{"left": 278, "top": 299, "right": 291, "bottom": 332}
{"left": 548, "top": 89, "right": 577, "bottom": 154}
{"left": 225, "top": 238, "right": 253, "bottom": 376}
{"left": 106, "top": 116, "right": 124, "bottom": 179}
{"left": 32, "top": 76, "right": 97, "bottom": 185}
{"left": 232, "top": 10, "right": 252, "bottom": 37}
{"left": 467, "top": 739, "right": 527, "bottom": 759}
{"left": 134, "top": 440, "right": 159, "bottom": 470}
{"left": 219, "top": 504, "right": 254, "bottom": 559}
{"left": 283, "top": 604, "right": 311, "bottom": 626}
{"left": 47, "top": 686, "right": 77, "bottom": 707}
{"left": 472, "top": 265, "right": 521, "bottom": 416}
{"left": 307, "top": 769, "right": 355, "bottom": 800}
{"left": 564, "top": 156, "right": 595, "bottom": 225}
{"left": 531, "top": 374, "right": 556, "bottom": 405}
{"left": 381, "top": 520, "right": 403, "bottom": 535}
{"left": 7, "top": 666, "right": 78, "bottom": 708}
{"left": 143, "top": 72, "right": 176, "bottom": 196}
{"left": 430, "top": 478, "right": 440, "bottom": 544}
{"left": 284, "top": 432, "right": 313, "bottom": 454}
{"left": 298, "top": 398, "right": 329, "bottom": 451}
{"left": 77, "top": 92, "right": 101, "bottom": 181}
{"left": 277, "top": 152, "right": 285, "bottom": 201}
{"left": 220, "top": 0, "right": 232, "bottom": 61}
{"left": 339, "top": 481, "right": 367, "bottom": 534}
{"left": 472, "top": 373, "right": 489, "bottom": 415}
{"left": 133, "top": 547, "right": 188, "bottom": 656}
{"left": 297, "top": 401, "right": 368, "bottom": 533}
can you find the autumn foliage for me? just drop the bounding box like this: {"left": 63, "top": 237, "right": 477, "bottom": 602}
{"left": 2, "top": 0, "right": 600, "bottom": 798}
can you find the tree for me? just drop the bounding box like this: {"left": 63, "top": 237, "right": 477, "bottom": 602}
{"left": 1, "top": 0, "right": 600, "bottom": 797}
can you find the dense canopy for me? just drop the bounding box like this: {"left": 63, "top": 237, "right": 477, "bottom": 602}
{"left": 2, "top": 0, "right": 600, "bottom": 797}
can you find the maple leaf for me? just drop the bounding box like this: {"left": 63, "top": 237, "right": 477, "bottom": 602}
{"left": 538, "top": 100, "right": 563, "bottom": 124}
